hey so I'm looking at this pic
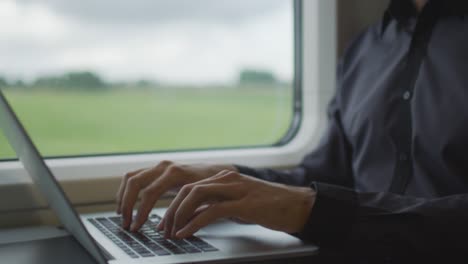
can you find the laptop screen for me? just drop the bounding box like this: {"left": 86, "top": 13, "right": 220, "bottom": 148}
{"left": 0, "top": 90, "right": 108, "bottom": 264}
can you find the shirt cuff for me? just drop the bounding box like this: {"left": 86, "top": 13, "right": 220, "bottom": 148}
{"left": 295, "top": 182, "right": 358, "bottom": 248}
{"left": 234, "top": 165, "right": 261, "bottom": 178}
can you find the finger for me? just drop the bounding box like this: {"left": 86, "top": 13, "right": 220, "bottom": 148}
{"left": 130, "top": 163, "right": 188, "bottom": 231}
{"left": 161, "top": 173, "right": 227, "bottom": 236}
{"left": 157, "top": 217, "right": 165, "bottom": 231}
{"left": 162, "top": 171, "right": 239, "bottom": 237}
{"left": 130, "top": 177, "right": 173, "bottom": 231}
{"left": 116, "top": 168, "right": 146, "bottom": 214}
{"left": 175, "top": 201, "right": 238, "bottom": 238}
{"left": 158, "top": 206, "right": 205, "bottom": 231}
{"left": 162, "top": 183, "right": 194, "bottom": 237}
{"left": 121, "top": 167, "right": 165, "bottom": 229}
{"left": 161, "top": 170, "right": 236, "bottom": 236}
{"left": 192, "top": 204, "right": 210, "bottom": 216}
{"left": 171, "top": 183, "right": 240, "bottom": 237}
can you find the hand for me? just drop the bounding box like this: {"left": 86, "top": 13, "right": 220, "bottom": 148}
{"left": 116, "top": 161, "right": 237, "bottom": 231}
{"left": 159, "top": 170, "right": 316, "bottom": 239}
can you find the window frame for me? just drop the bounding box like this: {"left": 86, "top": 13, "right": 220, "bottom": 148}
{"left": 0, "top": 0, "right": 337, "bottom": 217}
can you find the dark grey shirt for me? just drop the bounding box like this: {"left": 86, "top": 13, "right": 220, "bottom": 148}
{"left": 237, "top": 0, "right": 468, "bottom": 259}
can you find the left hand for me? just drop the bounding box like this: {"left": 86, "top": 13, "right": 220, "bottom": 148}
{"left": 158, "top": 170, "right": 316, "bottom": 239}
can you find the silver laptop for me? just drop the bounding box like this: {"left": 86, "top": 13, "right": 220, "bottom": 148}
{"left": 0, "top": 89, "right": 318, "bottom": 263}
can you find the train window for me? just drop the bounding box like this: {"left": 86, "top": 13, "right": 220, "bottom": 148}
{"left": 0, "top": 0, "right": 296, "bottom": 159}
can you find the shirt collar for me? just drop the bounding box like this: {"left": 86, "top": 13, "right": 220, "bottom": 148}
{"left": 382, "top": 0, "right": 468, "bottom": 33}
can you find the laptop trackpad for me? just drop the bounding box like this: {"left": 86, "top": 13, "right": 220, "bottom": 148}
{"left": 198, "top": 219, "right": 306, "bottom": 253}
{"left": 0, "top": 235, "right": 97, "bottom": 264}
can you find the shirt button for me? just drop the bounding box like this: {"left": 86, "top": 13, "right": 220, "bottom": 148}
{"left": 403, "top": 91, "right": 411, "bottom": 100}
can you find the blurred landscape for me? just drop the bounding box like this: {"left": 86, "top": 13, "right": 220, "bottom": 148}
{"left": 0, "top": 0, "right": 294, "bottom": 159}
{"left": 0, "top": 70, "right": 293, "bottom": 159}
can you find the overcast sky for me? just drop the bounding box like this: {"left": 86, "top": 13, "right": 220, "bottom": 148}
{"left": 0, "top": 0, "right": 293, "bottom": 85}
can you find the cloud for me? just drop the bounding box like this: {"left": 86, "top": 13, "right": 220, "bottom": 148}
{"left": 1, "top": 0, "right": 293, "bottom": 84}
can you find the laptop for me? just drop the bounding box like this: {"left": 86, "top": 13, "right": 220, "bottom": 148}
{"left": 0, "top": 89, "right": 318, "bottom": 264}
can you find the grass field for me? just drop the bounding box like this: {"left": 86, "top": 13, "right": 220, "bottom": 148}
{"left": 0, "top": 87, "right": 292, "bottom": 159}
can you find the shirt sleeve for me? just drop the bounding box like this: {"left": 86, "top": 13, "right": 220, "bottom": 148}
{"left": 297, "top": 182, "right": 468, "bottom": 257}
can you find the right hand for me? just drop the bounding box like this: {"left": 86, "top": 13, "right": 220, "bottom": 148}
{"left": 115, "top": 160, "right": 237, "bottom": 231}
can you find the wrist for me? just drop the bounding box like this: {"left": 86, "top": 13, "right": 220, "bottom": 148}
{"left": 291, "top": 187, "right": 316, "bottom": 233}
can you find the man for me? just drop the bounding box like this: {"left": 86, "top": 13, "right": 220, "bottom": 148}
{"left": 116, "top": 0, "right": 468, "bottom": 260}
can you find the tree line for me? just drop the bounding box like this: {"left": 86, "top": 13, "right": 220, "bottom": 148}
{"left": 0, "top": 71, "right": 109, "bottom": 90}
{"left": 0, "top": 69, "right": 282, "bottom": 90}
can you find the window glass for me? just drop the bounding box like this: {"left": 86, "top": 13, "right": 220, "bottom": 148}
{"left": 0, "top": 0, "right": 294, "bottom": 159}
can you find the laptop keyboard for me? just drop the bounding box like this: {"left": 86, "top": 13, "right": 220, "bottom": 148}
{"left": 88, "top": 214, "right": 218, "bottom": 259}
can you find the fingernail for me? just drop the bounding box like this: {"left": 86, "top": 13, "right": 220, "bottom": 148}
{"left": 175, "top": 230, "right": 184, "bottom": 239}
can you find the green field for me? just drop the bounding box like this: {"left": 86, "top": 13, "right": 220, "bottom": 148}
{"left": 0, "top": 87, "right": 293, "bottom": 159}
